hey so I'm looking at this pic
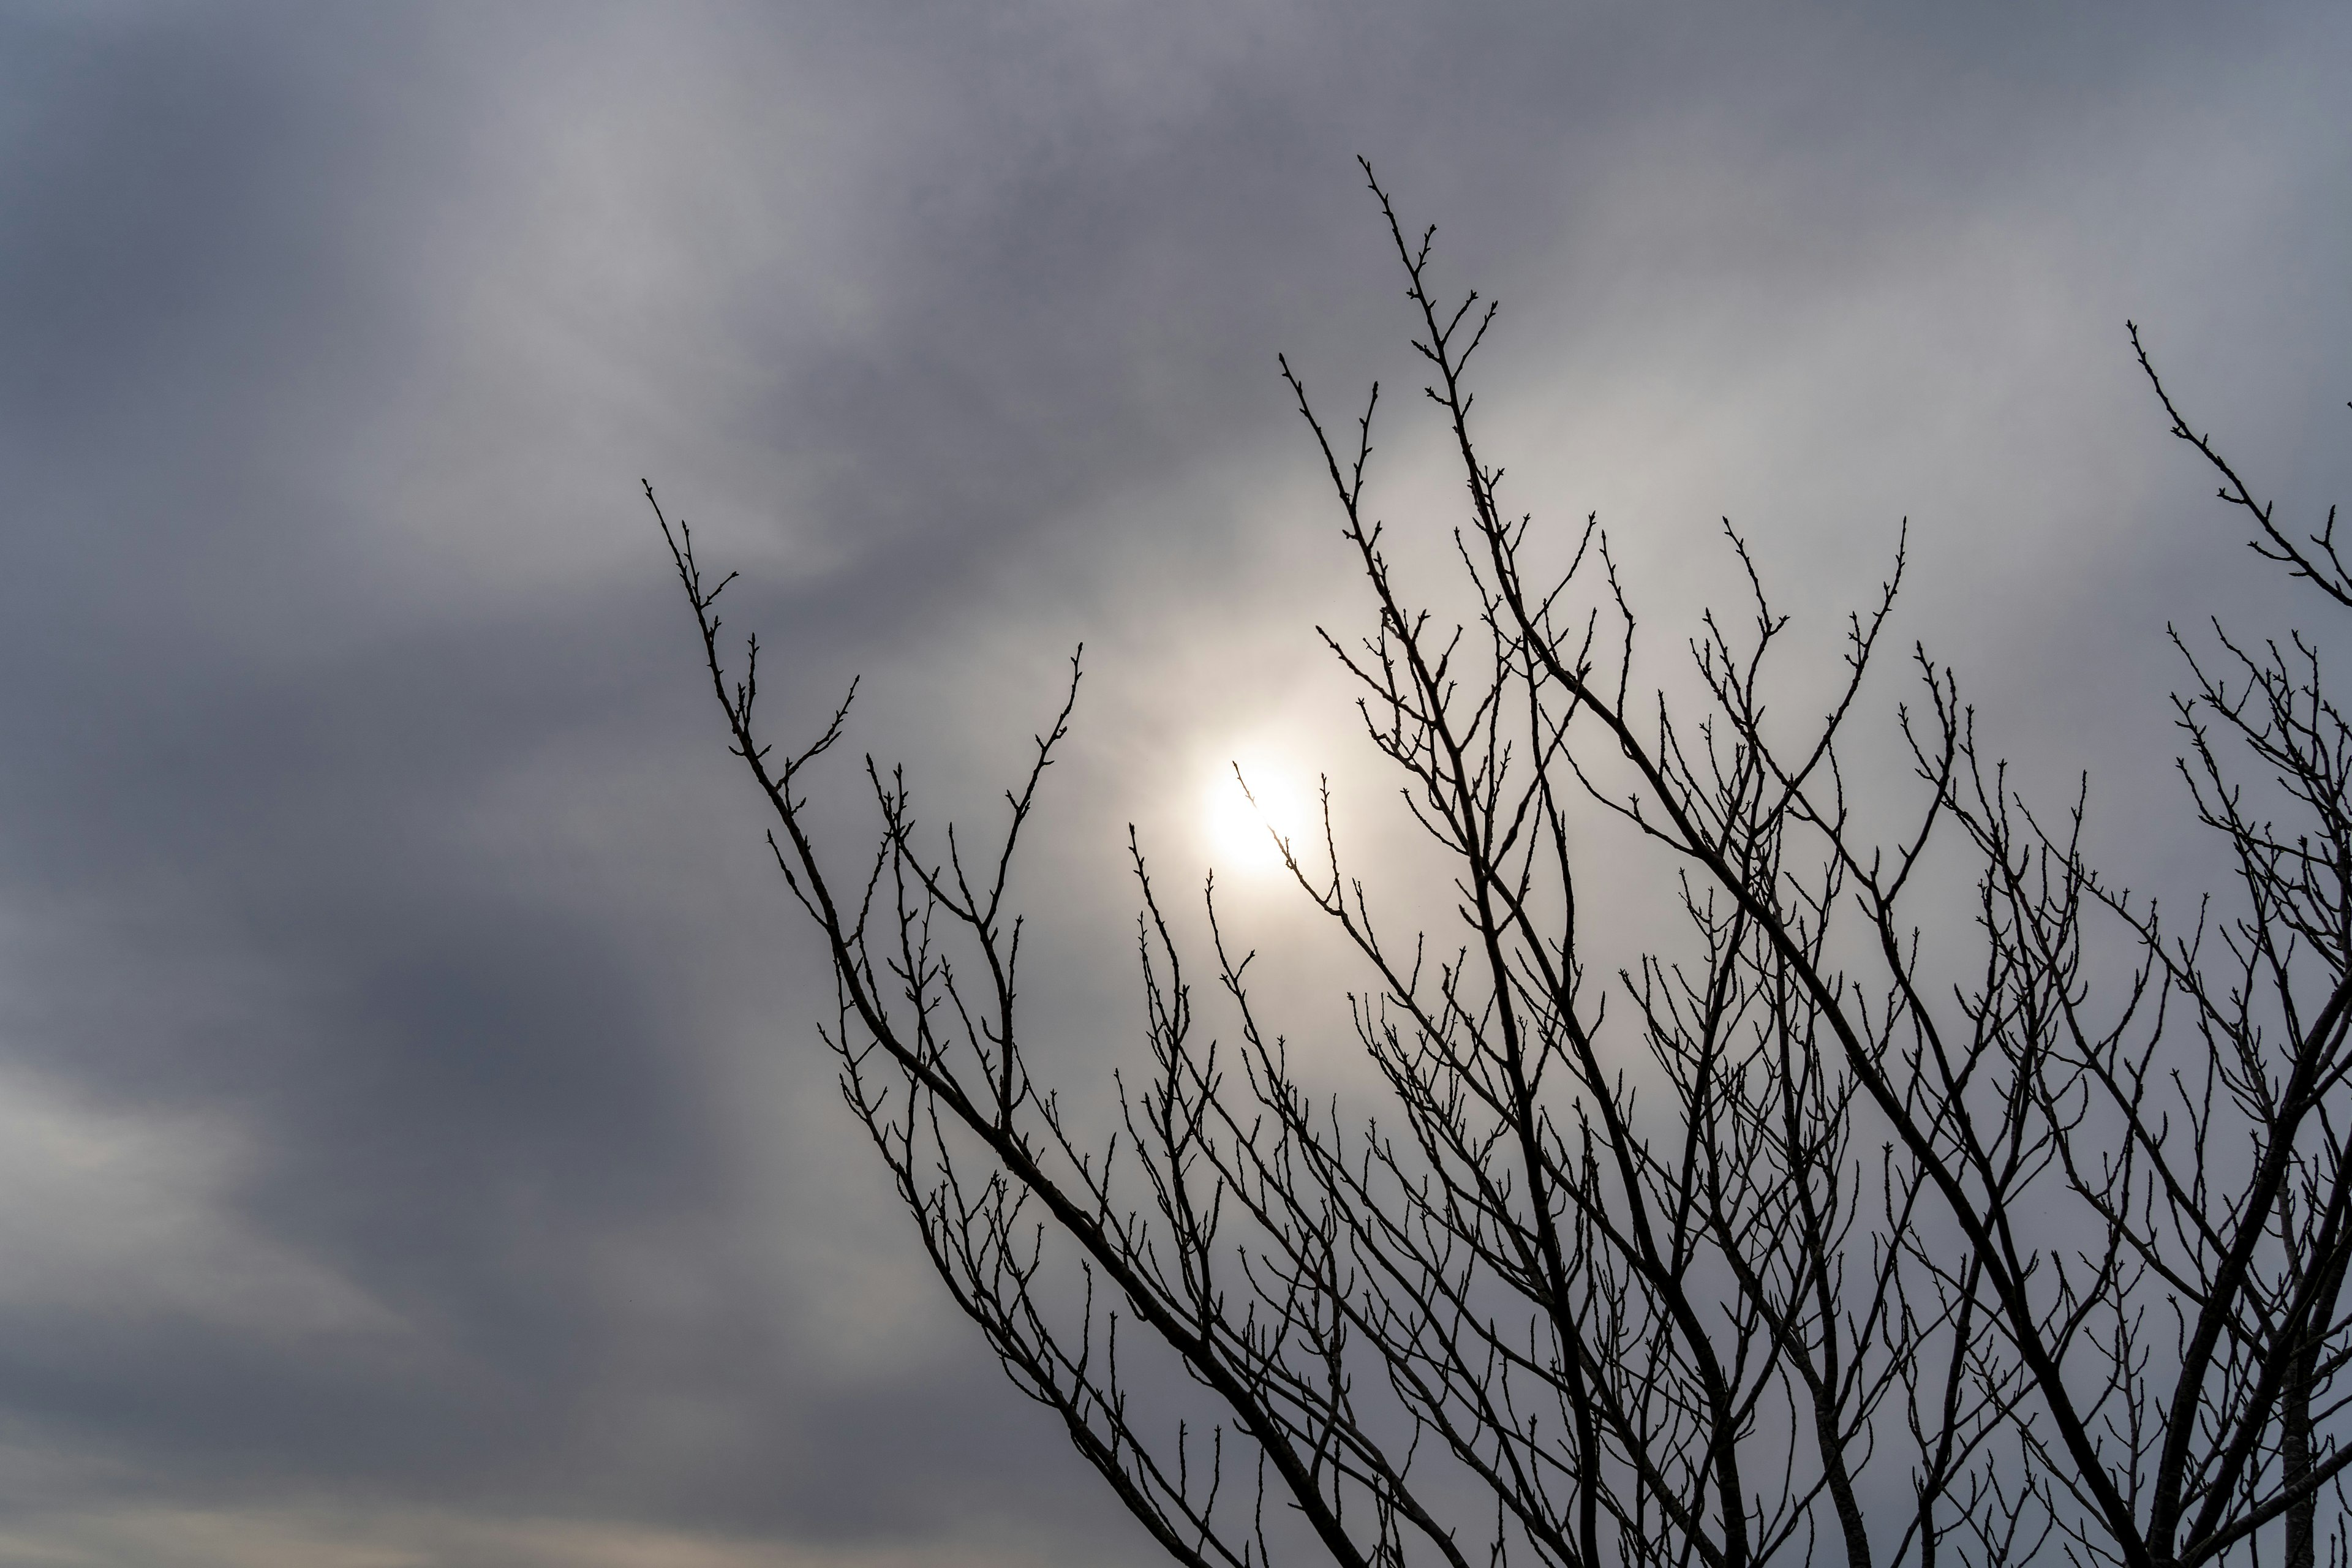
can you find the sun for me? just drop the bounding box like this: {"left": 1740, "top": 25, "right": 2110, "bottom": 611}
{"left": 1204, "top": 755, "right": 1316, "bottom": 876}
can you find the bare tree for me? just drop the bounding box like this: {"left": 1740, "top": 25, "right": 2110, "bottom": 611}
{"left": 650, "top": 165, "right": 2352, "bottom": 1568}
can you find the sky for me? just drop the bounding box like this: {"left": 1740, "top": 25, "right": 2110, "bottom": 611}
{"left": 0, "top": 2, "right": 2347, "bottom": 1564}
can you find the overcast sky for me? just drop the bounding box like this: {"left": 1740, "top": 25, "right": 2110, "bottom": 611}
{"left": 0, "top": 3, "right": 2347, "bottom": 1564}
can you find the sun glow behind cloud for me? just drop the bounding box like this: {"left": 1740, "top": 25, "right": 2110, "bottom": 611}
{"left": 1203, "top": 753, "right": 1318, "bottom": 876}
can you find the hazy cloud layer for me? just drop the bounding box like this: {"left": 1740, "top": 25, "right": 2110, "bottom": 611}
{"left": 0, "top": 2, "right": 2346, "bottom": 1562}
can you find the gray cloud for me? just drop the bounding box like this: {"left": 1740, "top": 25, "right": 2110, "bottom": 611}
{"left": 0, "top": 1, "right": 2345, "bottom": 1562}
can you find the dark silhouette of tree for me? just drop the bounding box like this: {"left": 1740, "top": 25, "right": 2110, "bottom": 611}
{"left": 650, "top": 164, "right": 2352, "bottom": 1568}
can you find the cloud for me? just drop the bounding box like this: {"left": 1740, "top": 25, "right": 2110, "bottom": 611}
{"left": 0, "top": 1066, "right": 399, "bottom": 1340}
{"left": 0, "top": 1, "right": 2343, "bottom": 1562}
